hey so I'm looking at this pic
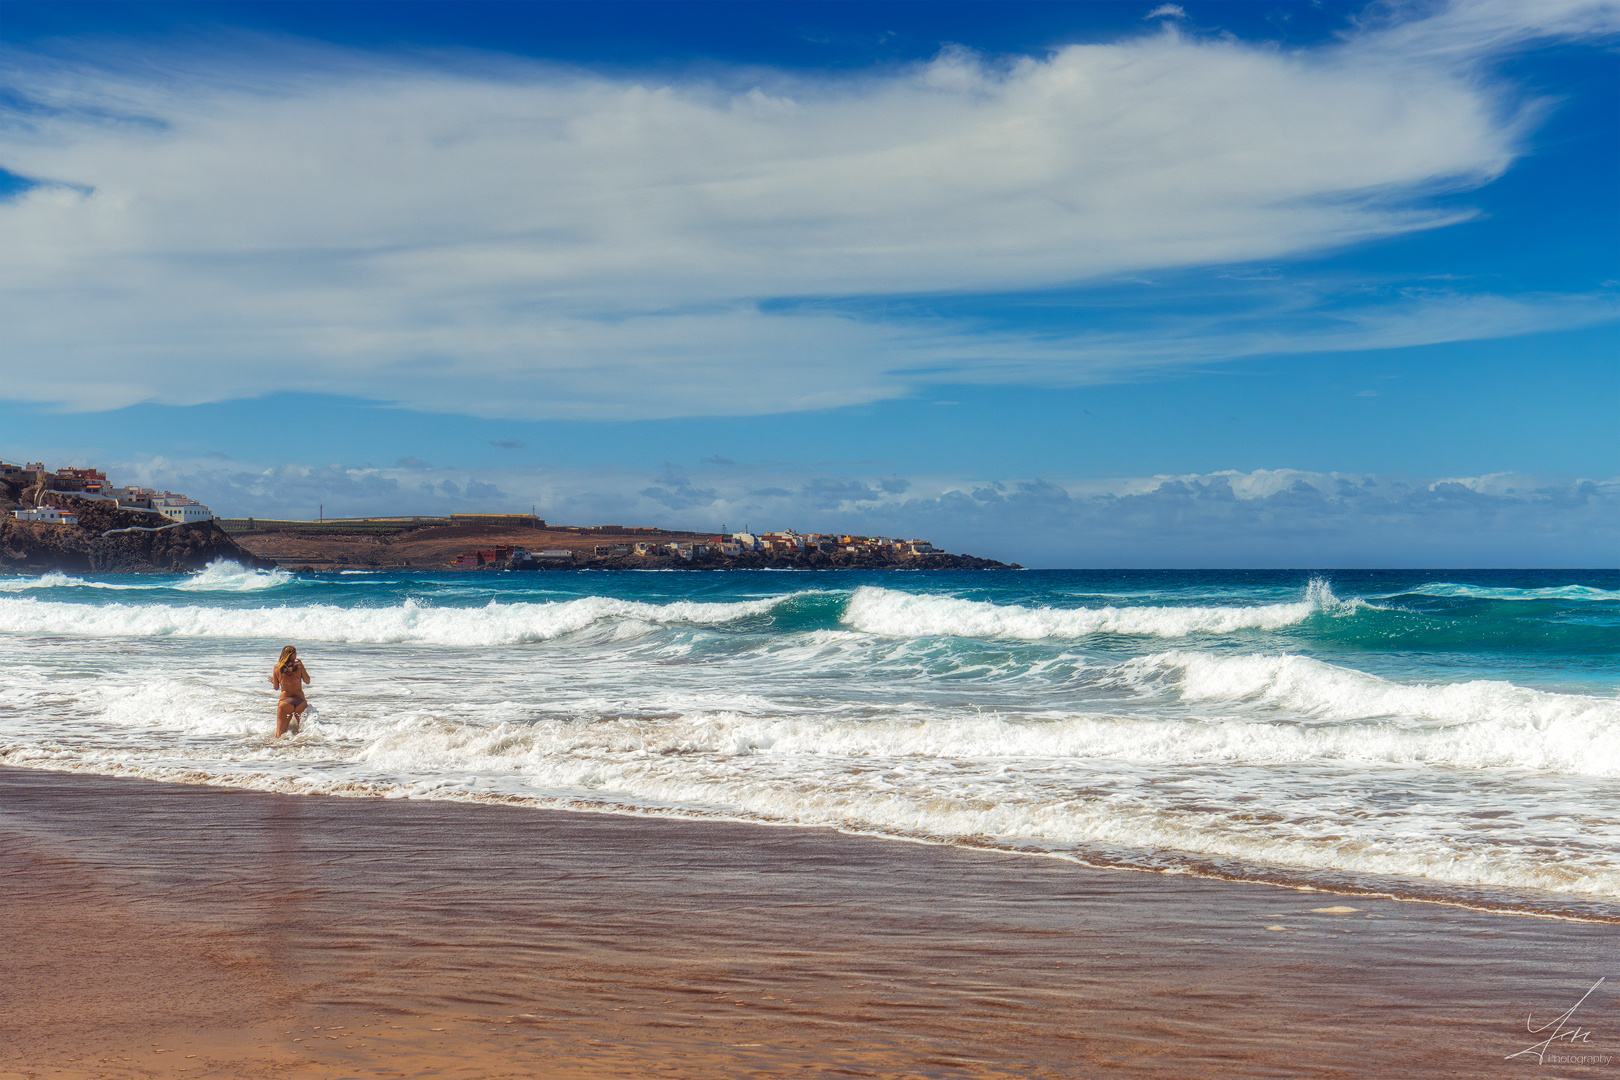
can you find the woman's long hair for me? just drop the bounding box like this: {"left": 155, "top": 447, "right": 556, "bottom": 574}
{"left": 276, "top": 645, "right": 298, "bottom": 675}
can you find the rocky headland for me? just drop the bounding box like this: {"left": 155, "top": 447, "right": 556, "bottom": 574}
{"left": 0, "top": 492, "right": 276, "bottom": 574}
{"left": 0, "top": 480, "right": 1018, "bottom": 573}
{"left": 220, "top": 520, "right": 1019, "bottom": 572}
{"left": 570, "top": 548, "right": 1016, "bottom": 572}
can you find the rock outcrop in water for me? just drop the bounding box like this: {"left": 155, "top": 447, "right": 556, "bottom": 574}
{"left": 0, "top": 494, "right": 276, "bottom": 574}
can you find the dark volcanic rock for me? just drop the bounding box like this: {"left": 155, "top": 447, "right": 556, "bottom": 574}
{"left": 0, "top": 495, "right": 277, "bottom": 574}
{"left": 567, "top": 549, "right": 1019, "bottom": 572}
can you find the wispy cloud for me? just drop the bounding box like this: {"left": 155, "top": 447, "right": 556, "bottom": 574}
{"left": 884, "top": 287, "right": 1619, "bottom": 388}
{"left": 0, "top": 1, "right": 1614, "bottom": 420}
{"left": 1347, "top": 0, "right": 1620, "bottom": 65}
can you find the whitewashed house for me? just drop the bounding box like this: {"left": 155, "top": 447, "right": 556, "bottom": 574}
{"left": 13, "top": 507, "right": 79, "bottom": 525}
{"left": 153, "top": 493, "right": 214, "bottom": 524}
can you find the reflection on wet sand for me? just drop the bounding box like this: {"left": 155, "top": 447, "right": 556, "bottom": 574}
{"left": 1, "top": 766, "right": 1615, "bottom": 1079}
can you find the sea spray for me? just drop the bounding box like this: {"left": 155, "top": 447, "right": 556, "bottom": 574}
{"left": 173, "top": 559, "right": 294, "bottom": 592}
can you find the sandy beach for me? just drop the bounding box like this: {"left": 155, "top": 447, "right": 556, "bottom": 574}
{"left": 1, "top": 766, "right": 1614, "bottom": 1079}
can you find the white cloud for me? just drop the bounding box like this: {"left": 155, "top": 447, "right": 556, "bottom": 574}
{"left": 0, "top": 1, "right": 1614, "bottom": 419}
{"left": 1347, "top": 0, "right": 1620, "bottom": 65}
{"left": 875, "top": 287, "right": 1618, "bottom": 390}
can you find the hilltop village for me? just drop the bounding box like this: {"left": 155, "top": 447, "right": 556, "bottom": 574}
{"left": 2, "top": 462, "right": 214, "bottom": 525}
{"left": 1, "top": 460, "right": 1018, "bottom": 572}
{"left": 1, "top": 461, "right": 262, "bottom": 574}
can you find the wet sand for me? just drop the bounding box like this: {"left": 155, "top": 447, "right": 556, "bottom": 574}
{"left": 1, "top": 766, "right": 1615, "bottom": 1079}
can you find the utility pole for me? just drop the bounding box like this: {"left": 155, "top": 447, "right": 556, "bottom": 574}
{"left": 319, "top": 503, "right": 323, "bottom": 522}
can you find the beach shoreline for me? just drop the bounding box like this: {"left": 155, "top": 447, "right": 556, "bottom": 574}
{"left": 8, "top": 753, "right": 1616, "bottom": 928}
{"left": 3, "top": 765, "right": 1615, "bottom": 1078}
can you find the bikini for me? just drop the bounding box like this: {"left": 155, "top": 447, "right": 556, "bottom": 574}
{"left": 279, "top": 663, "right": 306, "bottom": 707}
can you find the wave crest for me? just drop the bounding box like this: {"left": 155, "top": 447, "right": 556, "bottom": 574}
{"left": 1401, "top": 582, "right": 1617, "bottom": 601}
{"left": 0, "top": 592, "right": 794, "bottom": 645}
{"left": 841, "top": 578, "right": 1361, "bottom": 640}
{"left": 1119, "top": 650, "right": 1620, "bottom": 773}
{"left": 174, "top": 560, "right": 293, "bottom": 592}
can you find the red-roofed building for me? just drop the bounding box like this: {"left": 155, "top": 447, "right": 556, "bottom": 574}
{"left": 55, "top": 466, "right": 108, "bottom": 493}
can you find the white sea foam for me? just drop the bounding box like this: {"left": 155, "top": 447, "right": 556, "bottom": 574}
{"left": 842, "top": 579, "right": 1360, "bottom": 639}
{"left": 0, "top": 592, "right": 795, "bottom": 645}
{"left": 172, "top": 559, "right": 293, "bottom": 591}
{"left": 3, "top": 572, "right": 1616, "bottom": 913}
{"left": 436, "top": 698, "right": 1620, "bottom": 778}
{"left": 1400, "top": 582, "right": 1618, "bottom": 601}
{"left": 0, "top": 572, "right": 157, "bottom": 592}
{"left": 0, "top": 571, "right": 76, "bottom": 591}
{"left": 1132, "top": 650, "right": 1620, "bottom": 735}
{"left": 0, "top": 562, "right": 290, "bottom": 593}
{"left": 8, "top": 697, "right": 1617, "bottom": 900}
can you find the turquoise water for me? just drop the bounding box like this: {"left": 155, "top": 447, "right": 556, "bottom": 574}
{"left": 2, "top": 564, "right": 1616, "bottom": 919}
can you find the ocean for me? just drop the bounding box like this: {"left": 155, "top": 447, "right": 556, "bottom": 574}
{"left": 2, "top": 563, "right": 1616, "bottom": 921}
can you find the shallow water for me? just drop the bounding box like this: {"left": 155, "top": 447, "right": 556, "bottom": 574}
{"left": 1, "top": 563, "right": 1616, "bottom": 919}
{"left": 14, "top": 768, "right": 1614, "bottom": 1079}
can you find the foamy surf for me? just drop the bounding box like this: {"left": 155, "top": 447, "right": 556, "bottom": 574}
{"left": 1128, "top": 649, "right": 1620, "bottom": 731}
{"left": 6, "top": 703, "right": 1617, "bottom": 906}
{"left": 172, "top": 560, "right": 293, "bottom": 592}
{"left": 0, "top": 592, "right": 798, "bottom": 645}
{"left": 1398, "top": 582, "right": 1618, "bottom": 601}
{"left": 0, "top": 566, "right": 1615, "bottom": 920}
{"left": 0, "top": 561, "right": 289, "bottom": 593}
{"left": 0, "top": 571, "right": 159, "bottom": 592}
{"left": 841, "top": 578, "right": 1363, "bottom": 639}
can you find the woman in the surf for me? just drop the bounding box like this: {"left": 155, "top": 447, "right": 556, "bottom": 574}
{"left": 270, "top": 645, "right": 312, "bottom": 737}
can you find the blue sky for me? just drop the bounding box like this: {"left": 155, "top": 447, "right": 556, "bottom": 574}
{"left": 1, "top": 1, "right": 1615, "bottom": 566}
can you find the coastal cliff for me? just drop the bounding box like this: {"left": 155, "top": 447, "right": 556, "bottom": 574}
{"left": 0, "top": 495, "right": 276, "bottom": 574}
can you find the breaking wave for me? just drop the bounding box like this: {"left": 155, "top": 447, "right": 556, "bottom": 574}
{"left": 0, "top": 593, "right": 794, "bottom": 645}
{"left": 2, "top": 566, "right": 1615, "bottom": 915}
{"left": 172, "top": 560, "right": 293, "bottom": 592}
{"left": 1399, "top": 582, "right": 1618, "bottom": 601}
{"left": 6, "top": 676, "right": 1616, "bottom": 900}
{"left": 841, "top": 578, "right": 1364, "bottom": 639}
{"left": 0, "top": 561, "right": 289, "bottom": 593}
{"left": 1117, "top": 651, "right": 1620, "bottom": 775}
{"left": 0, "top": 572, "right": 156, "bottom": 592}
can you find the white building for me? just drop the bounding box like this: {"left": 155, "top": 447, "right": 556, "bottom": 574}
{"left": 111, "top": 487, "right": 159, "bottom": 509}
{"left": 12, "top": 507, "right": 79, "bottom": 525}
{"left": 153, "top": 494, "right": 214, "bottom": 523}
